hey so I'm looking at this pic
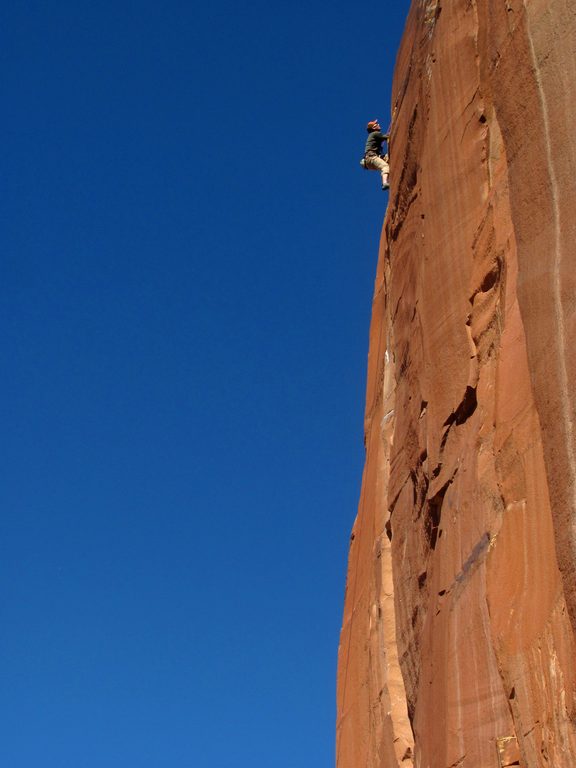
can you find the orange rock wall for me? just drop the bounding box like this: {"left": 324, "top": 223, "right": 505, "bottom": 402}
{"left": 337, "top": 2, "right": 576, "bottom": 766}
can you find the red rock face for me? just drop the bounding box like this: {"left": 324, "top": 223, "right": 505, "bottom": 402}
{"left": 337, "top": 1, "right": 576, "bottom": 766}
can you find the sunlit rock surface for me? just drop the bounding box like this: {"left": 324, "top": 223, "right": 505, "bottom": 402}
{"left": 337, "top": 1, "right": 576, "bottom": 766}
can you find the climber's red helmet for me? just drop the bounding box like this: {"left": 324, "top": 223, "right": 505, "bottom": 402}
{"left": 366, "top": 119, "right": 380, "bottom": 132}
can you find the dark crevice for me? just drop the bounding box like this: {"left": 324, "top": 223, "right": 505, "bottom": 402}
{"left": 469, "top": 257, "right": 502, "bottom": 302}
{"left": 418, "top": 571, "right": 427, "bottom": 589}
{"left": 406, "top": 698, "right": 416, "bottom": 732}
{"left": 425, "top": 479, "right": 452, "bottom": 550}
{"left": 480, "top": 260, "right": 501, "bottom": 293}
{"left": 443, "top": 386, "right": 478, "bottom": 428}
{"left": 390, "top": 190, "right": 419, "bottom": 242}
{"left": 439, "top": 421, "right": 452, "bottom": 453}
{"left": 385, "top": 519, "right": 393, "bottom": 542}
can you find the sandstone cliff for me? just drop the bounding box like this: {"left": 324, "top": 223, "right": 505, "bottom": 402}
{"left": 337, "top": 1, "right": 576, "bottom": 766}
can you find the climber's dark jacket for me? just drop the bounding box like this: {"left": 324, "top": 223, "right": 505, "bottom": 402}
{"left": 364, "top": 130, "right": 387, "bottom": 157}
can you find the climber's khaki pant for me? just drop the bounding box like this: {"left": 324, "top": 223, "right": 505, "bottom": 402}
{"left": 364, "top": 154, "right": 390, "bottom": 187}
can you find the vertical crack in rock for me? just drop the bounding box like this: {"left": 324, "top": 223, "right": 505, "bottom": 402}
{"left": 424, "top": 479, "right": 450, "bottom": 551}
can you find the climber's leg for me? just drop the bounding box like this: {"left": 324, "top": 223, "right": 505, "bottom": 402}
{"left": 364, "top": 154, "right": 390, "bottom": 190}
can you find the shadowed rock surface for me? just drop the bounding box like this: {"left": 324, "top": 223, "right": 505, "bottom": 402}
{"left": 337, "top": 1, "right": 576, "bottom": 766}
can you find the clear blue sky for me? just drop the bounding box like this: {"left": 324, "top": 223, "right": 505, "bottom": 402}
{"left": 1, "top": 1, "right": 410, "bottom": 765}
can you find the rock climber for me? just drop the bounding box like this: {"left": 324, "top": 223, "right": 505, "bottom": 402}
{"left": 361, "top": 120, "right": 390, "bottom": 190}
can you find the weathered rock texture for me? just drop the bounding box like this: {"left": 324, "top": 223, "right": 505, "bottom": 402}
{"left": 337, "top": 1, "right": 576, "bottom": 766}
